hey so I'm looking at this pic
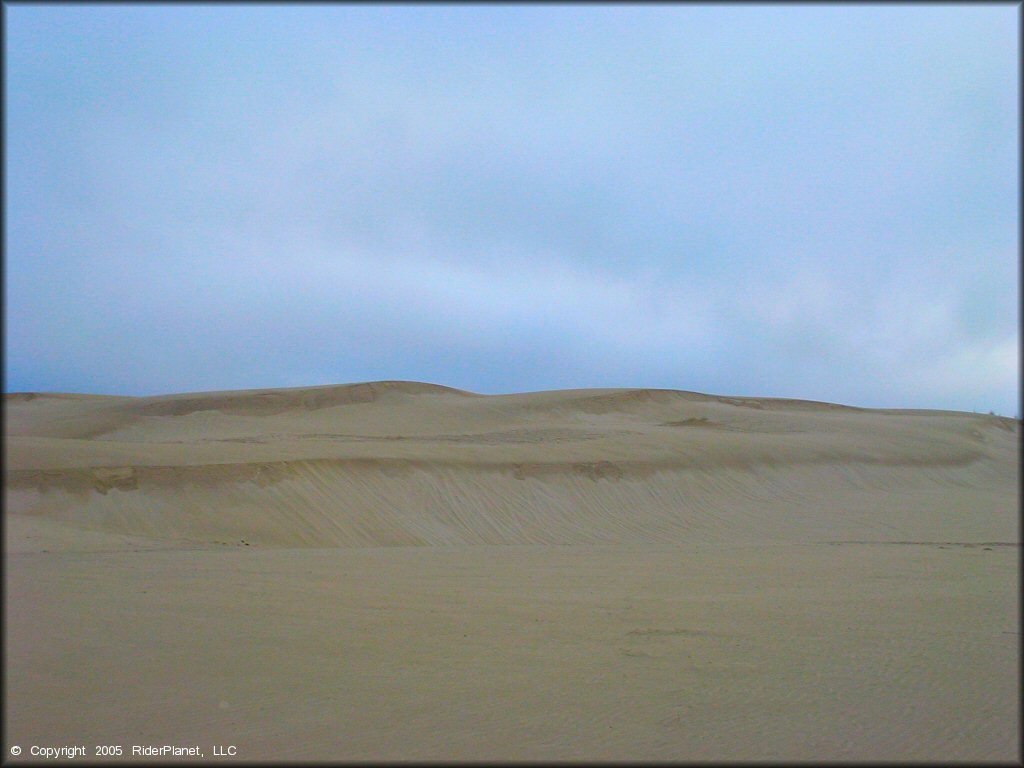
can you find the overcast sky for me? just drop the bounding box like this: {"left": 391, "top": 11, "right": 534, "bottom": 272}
{"left": 5, "top": 4, "right": 1019, "bottom": 413}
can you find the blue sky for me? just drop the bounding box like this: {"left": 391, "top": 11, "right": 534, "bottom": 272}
{"left": 4, "top": 4, "right": 1019, "bottom": 414}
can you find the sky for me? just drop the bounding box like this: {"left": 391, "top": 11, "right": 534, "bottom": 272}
{"left": 4, "top": 4, "right": 1020, "bottom": 414}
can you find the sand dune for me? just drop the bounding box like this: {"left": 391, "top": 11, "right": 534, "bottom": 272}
{"left": 4, "top": 382, "right": 1019, "bottom": 761}
{"left": 4, "top": 381, "right": 1017, "bottom": 548}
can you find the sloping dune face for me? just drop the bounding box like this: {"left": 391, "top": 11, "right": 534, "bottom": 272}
{"left": 4, "top": 382, "right": 1018, "bottom": 549}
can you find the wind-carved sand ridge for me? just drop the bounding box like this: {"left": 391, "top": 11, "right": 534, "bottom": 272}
{"left": 4, "top": 382, "right": 1020, "bottom": 761}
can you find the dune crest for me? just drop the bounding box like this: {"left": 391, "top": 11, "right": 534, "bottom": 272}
{"left": 4, "top": 381, "right": 1017, "bottom": 551}
{"left": 134, "top": 380, "right": 476, "bottom": 417}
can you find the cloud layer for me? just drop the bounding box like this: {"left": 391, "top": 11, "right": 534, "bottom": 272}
{"left": 5, "top": 5, "right": 1019, "bottom": 414}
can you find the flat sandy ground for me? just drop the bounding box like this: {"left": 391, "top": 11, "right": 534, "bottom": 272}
{"left": 4, "top": 382, "right": 1020, "bottom": 761}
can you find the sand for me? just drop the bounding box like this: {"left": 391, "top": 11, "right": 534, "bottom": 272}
{"left": 3, "top": 381, "right": 1020, "bottom": 761}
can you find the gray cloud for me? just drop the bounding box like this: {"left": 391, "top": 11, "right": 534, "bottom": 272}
{"left": 5, "top": 4, "right": 1018, "bottom": 414}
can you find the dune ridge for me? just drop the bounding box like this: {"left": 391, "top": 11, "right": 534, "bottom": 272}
{"left": 4, "top": 381, "right": 1018, "bottom": 551}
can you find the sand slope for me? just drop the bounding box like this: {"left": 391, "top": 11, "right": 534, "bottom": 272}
{"left": 4, "top": 382, "right": 1020, "bottom": 761}
{"left": 4, "top": 381, "right": 1018, "bottom": 549}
